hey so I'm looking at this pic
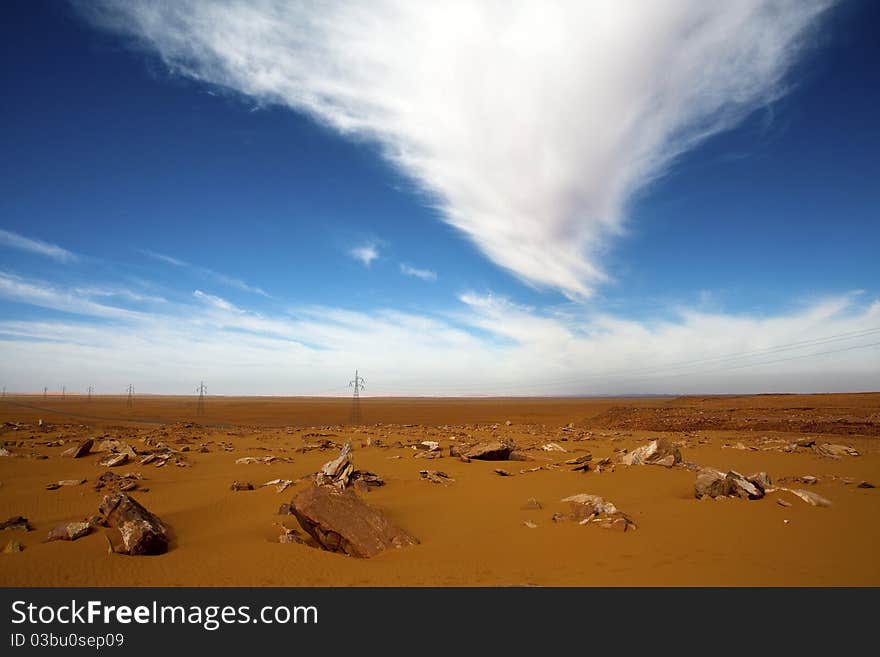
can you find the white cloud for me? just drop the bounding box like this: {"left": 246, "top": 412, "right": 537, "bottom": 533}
{"left": 349, "top": 243, "right": 380, "bottom": 267}
{"left": 400, "top": 263, "right": 437, "bottom": 281}
{"left": 1, "top": 271, "right": 876, "bottom": 395}
{"left": 0, "top": 228, "right": 78, "bottom": 263}
{"left": 142, "top": 249, "right": 270, "bottom": 297}
{"left": 86, "top": 1, "right": 831, "bottom": 298}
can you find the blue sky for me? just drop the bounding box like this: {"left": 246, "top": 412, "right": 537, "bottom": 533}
{"left": 0, "top": 0, "right": 878, "bottom": 395}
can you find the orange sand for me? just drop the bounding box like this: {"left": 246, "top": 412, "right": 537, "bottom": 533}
{"left": 0, "top": 393, "right": 878, "bottom": 586}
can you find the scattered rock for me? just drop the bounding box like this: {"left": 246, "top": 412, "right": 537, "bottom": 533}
{"left": 551, "top": 513, "right": 565, "bottom": 523}
{"left": 561, "top": 493, "right": 635, "bottom": 531}
{"left": 231, "top": 481, "right": 254, "bottom": 491}
{"left": 278, "top": 503, "right": 293, "bottom": 515}
{"left": 47, "top": 522, "right": 91, "bottom": 542}
{"left": 61, "top": 438, "right": 93, "bottom": 458}
{"left": 0, "top": 516, "right": 32, "bottom": 532}
{"left": 694, "top": 468, "right": 729, "bottom": 499}
{"left": 508, "top": 451, "right": 534, "bottom": 461}
{"left": 46, "top": 479, "right": 86, "bottom": 490}
{"left": 815, "top": 443, "right": 859, "bottom": 459}
{"left": 523, "top": 520, "right": 538, "bottom": 529}
{"left": 99, "top": 453, "right": 129, "bottom": 468}
{"left": 235, "top": 456, "right": 276, "bottom": 465}
{"left": 776, "top": 499, "right": 792, "bottom": 507}
{"left": 420, "top": 470, "right": 454, "bottom": 484}
{"left": 566, "top": 454, "right": 592, "bottom": 472}
{"left": 260, "top": 479, "right": 294, "bottom": 493}
{"left": 350, "top": 471, "right": 385, "bottom": 489}
{"left": 522, "top": 498, "right": 543, "bottom": 510}
{"left": 857, "top": 481, "right": 875, "bottom": 489}
{"left": 695, "top": 468, "right": 764, "bottom": 500}
{"left": 274, "top": 523, "right": 305, "bottom": 544}
{"left": 542, "top": 442, "right": 567, "bottom": 452}
{"left": 316, "top": 442, "right": 354, "bottom": 490}
{"left": 417, "top": 441, "right": 440, "bottom": 452}
{"left": 748, "top": 472, "right": 772, "bottom": 489}
{"left": 3, "top": 540, "right": 23, "bottom": 553}
{"left": 620, "top": 438, "right": 681, "bottom": 467}
{"left": 787, "top": 489, "right": 832, "bottom": 507}
{"left": 289, "top": 484, "right": 419, "bottom": 558}
{"left": 464, "top": 438, "right": 516, "bottom": 461}
{"left": 799, "top": 475, "right": 818, "bottom": 485}
{"left": 98, "top": 493, "right": 169, "bottom": 555}
{"left": 494, "top": 468, "right": 513, "bottom": 477}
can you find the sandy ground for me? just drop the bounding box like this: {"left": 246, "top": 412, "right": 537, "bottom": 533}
{"left": 0, "top": 393, "right": 878, "bottom": 586}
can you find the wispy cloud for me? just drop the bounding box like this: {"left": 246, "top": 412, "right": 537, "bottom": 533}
{"left": 86, "top": 1, "right": 831, "bottom": 298}
{"left": 349, "top": 242, "right": 380, "bottom": 267}
{"left": 0, "top": 228, "right": 78, "bottom": 263}
{"left": 74, "top": 286, "right": 167, "bottom": 304}
{"left": 0, "top": 271, "right": 143, "bottom": 320}
{"left": 141, "top": 249, "right": 270, "bottom": 297}
{"left": 1, "top": 268, "right": 877, "bottom": 395}
{"left": 400, "top": 263, "right": 437, "bottom": 282}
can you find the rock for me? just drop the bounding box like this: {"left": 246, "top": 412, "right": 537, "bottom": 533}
{"left": 260, "top": 479, "right": 294, "bottom": 493}
{"left": 278, "top": 503, "right": 293, "bottom": 515}
{"left": 654, "top": 455, "right": 676, "bottom": 468}
{"left": 99, "top": 453, "right": 128, "bottom": 468}
{"left": 620, "top": 438, "right": 681, "bottom": 467}
{"left": 419, "top": 470, "right": 454, "bottom": 484}
{"left": 795, "top": 438, "right": 816, "bottom": 448}
{"left": 551, "top": 513, "right": 565, "bottom": 523}
{"left": 799, "top": 475, "right": 818, "bottom": 485}
{"left": 46, "top": 479, "right": 86, "bottom": 490}
{"left": 788, "top": 489, "right": 832, "bottom": 507}
{"left": 694, "top": 468, "right": 729, "bottom": 499}
{"left": 47, "top": 522, "right": 92, "bottom": 542}
{"left": 494, "top": 468, "right": 513, "bottom": 476}
{"left": 61, "top": 438, "right": 93, "bottom": 458}
{"left": 542, "top": 443, "right": 567, "bottom": 452}
{"left": 316, "top": 442, "right": 354, "bottom": 489}
{"left": 289, "top": 485, "right": 419, "bottom": 558}
{"left": 776, "top": 499, "right": 792, "bottom": 507}
{"left": 523, "top": 520, "right": 538, "bottom": 529}
{"left": 748, "top": 472, "right": 772, "bottom": 490}
{"left": 235, "top": 456, "right": 276, "bottom": 465}
{"left": 3, "top": 540, "right": 23, "bottom": 553}
{"left": 857, "top": 481, "right": 875, "bottom": 489}
{"left": 815, "top": 443, "right": 859, "bottom": 458}
{"left": 418, "top": 441, "right": 440, "bottom": 452}
{"left": 508, "top": 451, "right": 534, "bottom": 461}
{"left": 726, "top": 471, "right": 764, "bottom": 500}
{"left": 565, "top": 453, "right": 592, "bottom": 472}
{"left": 464, "top": 438, "right": 516, "bottom": 461}
{"left": 98, "top": 493, "right": 169, "bottom": 555}
{"left": 562, "top": 493, "right": 619, "bottom": 516}
{"left": 522, "top": 497, "right": 543, "bottom": 510}
{"left": 0, "top": 516, "right": 32, "bottom": 532}
{"left": 231, "top": 481, "right": 254, "bottom": 491}
{"left": 274, "top": 523, "right": 305, "bottom": 544}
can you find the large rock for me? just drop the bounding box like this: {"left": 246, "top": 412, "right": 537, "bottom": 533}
{"left": 62, "top": 438, "right": 93, "bottom": 458}
{"left": 694, "top": 468, "right": 729, "bottom": 499}
{"left": 620, "top": 438, "right": 681, "bottom": 466}
{"left": 47, "top": 522, "right": 91, "bottom": 542}
{"left": 815, "top": 443, "right": 859, "bottom": 458}
{"left": 290, "top": 485, "right": 418, "bottom": 558}
{"left": 464, "top": 438, "right": 516, "bottom": 461}
{"left": 694, "top": 468, "right": 764, "bottom": 500}
{"left": 316, "top": 442, "right": 354, "bottom": 489}
{"left": 98, "top": 494, "right": 169, "bottom": 555}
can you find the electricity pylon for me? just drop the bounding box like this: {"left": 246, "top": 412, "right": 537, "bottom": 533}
{"left": 349, "top": 370, "right": 365, "bottom": 425}
{"left": 126, "top": 384, "right": 134, "bottom": 409}
{"left": 88, "top": 386, "right": 93, "bottom": 401}
{"left": 196, "top": 381, "right": 207, "bottom": 416}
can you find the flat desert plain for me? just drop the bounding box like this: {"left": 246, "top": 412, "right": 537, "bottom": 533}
{"left": 0, "top": 393, "right": 878, "bottom": 586}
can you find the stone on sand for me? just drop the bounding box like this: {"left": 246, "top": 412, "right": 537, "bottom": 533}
{"left": 47, "top": 521, "right": 92, "bottom": 542}
{"left": 98, "top": 493, "right": 169, "bottom": 555}
{"left": 464, "top": 438, "right": 516, "bottom": 461}
{"left": 289, "top": 484, "right": 419, "bottom": 558}
{"left": 620, "top": 438, "right": 681, "bottom": 467}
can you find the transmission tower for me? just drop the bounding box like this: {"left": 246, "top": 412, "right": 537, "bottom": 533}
{"left": 88, "top": 385, "right": 93, "bottom": 401}
{"left": 62, "top": 385, "right": 65, "bottom": 398}
{"left": 349, "top": 369, "right": 365, "bottom": 425}
{"left": 196, "top": 381, "right": 207, "bottom": 416}
{"left": 43, "top": 386, "right": 47, "bottom": 398}
{"left": 126, "top": 384, "right": 134, "bottom": 409}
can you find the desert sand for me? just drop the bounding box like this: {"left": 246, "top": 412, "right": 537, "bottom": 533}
{"left": 0, "top": 393, "right": 878, "bottom": 586}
